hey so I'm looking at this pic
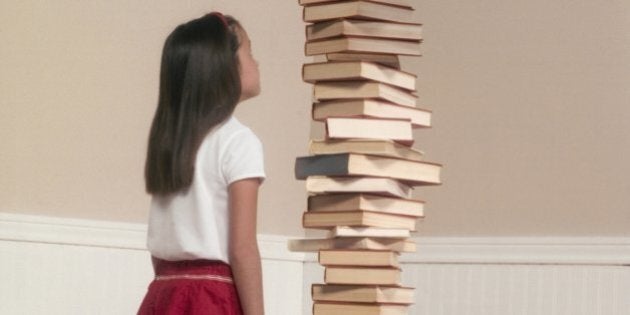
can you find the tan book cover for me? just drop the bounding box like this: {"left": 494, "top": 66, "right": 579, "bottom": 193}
{"left": 295, "top": 153, "right": 442, "bottom": 185}
{"left": 314, "top": 302, "right": 408, "bottom": 315}
{"left": 309, "top": 193, "right": 424, "bottom": 217}
{"left": 312, "top": 284, "right": 414, "bottom": 304}
{"left": 303, "top": 1, "right": 415, "bottom": 23}
{"left": 306, "top": 36, "right": 422, "bottom": 56}
{"left": 326, "top": 52, "right": 401, "bottom": 69}
{"left": 314, "top": 81, "right": 418, "bottom": 107}
{"left": 300, "top": 0, "right": 413, "bottom": 9}
{"left": 287, "top": 237, "right": 416, "bottom": 252}
{"left": 325, "top": 266, "right": 401, "bottom": 285}
{"left": 305, "top": 176, "right": 413, "bottom": 198}
{"left": 303, "top": 210, "right": 418, "bottom": 230}
{"left": 313, "top": 99, "right": 431, "bottom": 127}
{"left": 303, "top": 61, "right": 416, "bottom": 90}
{"left": 307, "top": 19, "right": 422, "bottom": 41}
{"left": 319, "top": 249, "right": 400, "bottom": 267}
{"left": 324, "top": 117, "right": 414, "bottom": 145}
{"left": 309, "top": 139, "right": 424, "bottom": 161}
{"left": 327, "top": 226, "right": 411, "bottom": 238}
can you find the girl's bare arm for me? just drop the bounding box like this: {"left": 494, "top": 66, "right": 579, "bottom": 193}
{"left": 228, "top": 178, "right": 264, "bottom": 315}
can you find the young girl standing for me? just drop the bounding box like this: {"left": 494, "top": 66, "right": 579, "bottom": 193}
{"left": 139, "top": 12, "right": 265, "bottom": 315}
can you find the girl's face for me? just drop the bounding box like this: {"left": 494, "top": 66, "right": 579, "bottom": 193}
{"left": 236, "top": 28, "right": 260, "bottom": 102}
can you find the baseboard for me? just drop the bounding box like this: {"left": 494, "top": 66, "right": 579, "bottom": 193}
{"left": 1, "top": 212, "right": 629, "bottom": 265}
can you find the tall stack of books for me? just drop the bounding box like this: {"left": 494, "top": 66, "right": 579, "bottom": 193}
{"left": 289, "top": 1, "right": 441, "bottom": 314}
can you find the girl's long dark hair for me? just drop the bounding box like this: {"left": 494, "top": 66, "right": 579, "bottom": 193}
{"left": 145, "top": 13, "right": 241, "bottom": 195}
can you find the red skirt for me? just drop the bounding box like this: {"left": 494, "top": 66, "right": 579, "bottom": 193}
{"left": 138, "top": 257, "right": 243, "bottom": 315}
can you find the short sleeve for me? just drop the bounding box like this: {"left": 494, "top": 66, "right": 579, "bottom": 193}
{"left": 222, "top": 129, "right": 266, "bottom": 185}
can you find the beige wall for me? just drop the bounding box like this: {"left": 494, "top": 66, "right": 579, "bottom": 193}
{"left": 410, "top": 1, "right": 630, "bottom": 236}
{"left": 2, "top": 1, "right": 629, "bottom": 236}
{"left": 0, "top": 0, "right": 310, "bottom": 236}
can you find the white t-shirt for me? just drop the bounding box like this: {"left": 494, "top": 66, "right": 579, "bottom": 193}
{"left": 147, "top": 116, "right": 266, "bottom": 263}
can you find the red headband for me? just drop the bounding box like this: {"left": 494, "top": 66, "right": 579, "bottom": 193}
{"left": 210, "top": 11, "right": 228, "bottom": 28}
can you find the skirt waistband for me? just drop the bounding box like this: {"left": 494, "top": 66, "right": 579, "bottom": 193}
{"left": 151, "top": 257, "right": 234, "bottom": 283}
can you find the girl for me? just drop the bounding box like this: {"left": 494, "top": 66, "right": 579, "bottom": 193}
{"left": 139, "top": 12, "right": 265, "bottom": 315}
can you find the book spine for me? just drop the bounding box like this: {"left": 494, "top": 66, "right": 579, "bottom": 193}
{"left": 295, "top": 154, "right": 350, "bottom": 179}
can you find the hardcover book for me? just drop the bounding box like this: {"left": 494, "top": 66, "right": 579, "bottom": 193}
{"left": 313, "top": 302, "right": 408, "bottom": 315}
{"left": 314, "top": 81, "right": 418, "bottom": 107}
{"left": 288, "top": 237, "right": 416, "bottom": 252}
{"left": 299, "top": 0, "right": 412, "bottom": 8}
{"left": 303, "top": 1, "right": 415, "bottom": 23}
{"left": 309, "top": 139, "right": 424, "bottom": 161}
{"left": 313, "top": 99, "right": 431, "bottom": 127}
{"left": 326, "top": 52, "right": 401, "bottom": 69}
{"left": 319, "top": 249, "right": 400, "bottom": 268}
{"left": 309, "top": 193, "right": 424, "bottom": 217}
{"left": 305, "top": 176, "right": 413, "bottom": 198}
{"left": 327, "top": 226, "right": 411, "bottom": 238}
{"left": 307, "top": 19, "right": 422, "bottom": 41}
{"left": 295, "top": 153, "right": 442, "bottom": 185}
{"left": 303, "top": 61, "right": 416, "bottom": 90}
{"left": 306, "top": 36, "right": 422, "bottom": 56}
{"left": 312, "top": 284, "right": 414, "bottom": 304}
{"left": 324, "top": 266, "right": 401, "bottom": 285}
{"left": 325, "top": 117, "right": 414, "bottom": 145}
{"left": 303, "top": 210, "right": 418, "bottom": 230}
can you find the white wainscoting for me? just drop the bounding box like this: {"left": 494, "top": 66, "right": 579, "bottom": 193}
{"left": 403, "top": 237, "right": 630, "bottom": 315}
{"left": 0, "top": 213, "right": 304, "bottom": 315}
{"left": 2, "top": 213, "right": 630, "bottom": 315}
{"left": 302, "top": 238, "right": 630, "bottom": 315}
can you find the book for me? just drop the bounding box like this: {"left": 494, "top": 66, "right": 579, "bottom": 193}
{"left": 327, "top": 226, "right": 411, "bottom": 238}
{"left": 313, "top": 302, "right": 408, "bottom": 315}
{"left": 305, "top": 176, "right": 413, "bottom": 198}
{"left": 303, "top": 1, "right": 415, "bottom": 23}
{"left": 306, "top": 36, "right": 422, "bottom": 56}
{"left": 288, "top": 237, "right": 416, "bottom": 252}
{"left": 325, "top": 266, "right": 401, "bottom": 285}
{"left": 303, "top": 61, "right": 416, "bottom": 90}
{"left": 326, "top": 52, "right": 401, "bottom": 69}
{"left": 309, "top": 139, "right": 424, "bottom": 161}
{"left": 313, "top": 99, "right": 431, "bottom": 127}
{"left": 309, "top": 193, "right": 424, "bottom": 217}
{"left": 312, "top": 284, "right": 414, "bottom": 304}
{"left": 303, "top": 210, "right": 418, "bottom": 230}
{"left": 307, "top": 19, "right": 422, "bottom": 41}
{"left": 325, "top": 117, "right": 413, "bottom": 145}
{"left": 319, "top": 249, "right": 400, "bottom": 267}
{"left": 314, "top": 81, "right": 418, "bottom": 108}
{"left": 299, "top": 0, "right": 413, "bottom": 9}
{"left": 295, "top": 153, "right": 442, "bottom": 185}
